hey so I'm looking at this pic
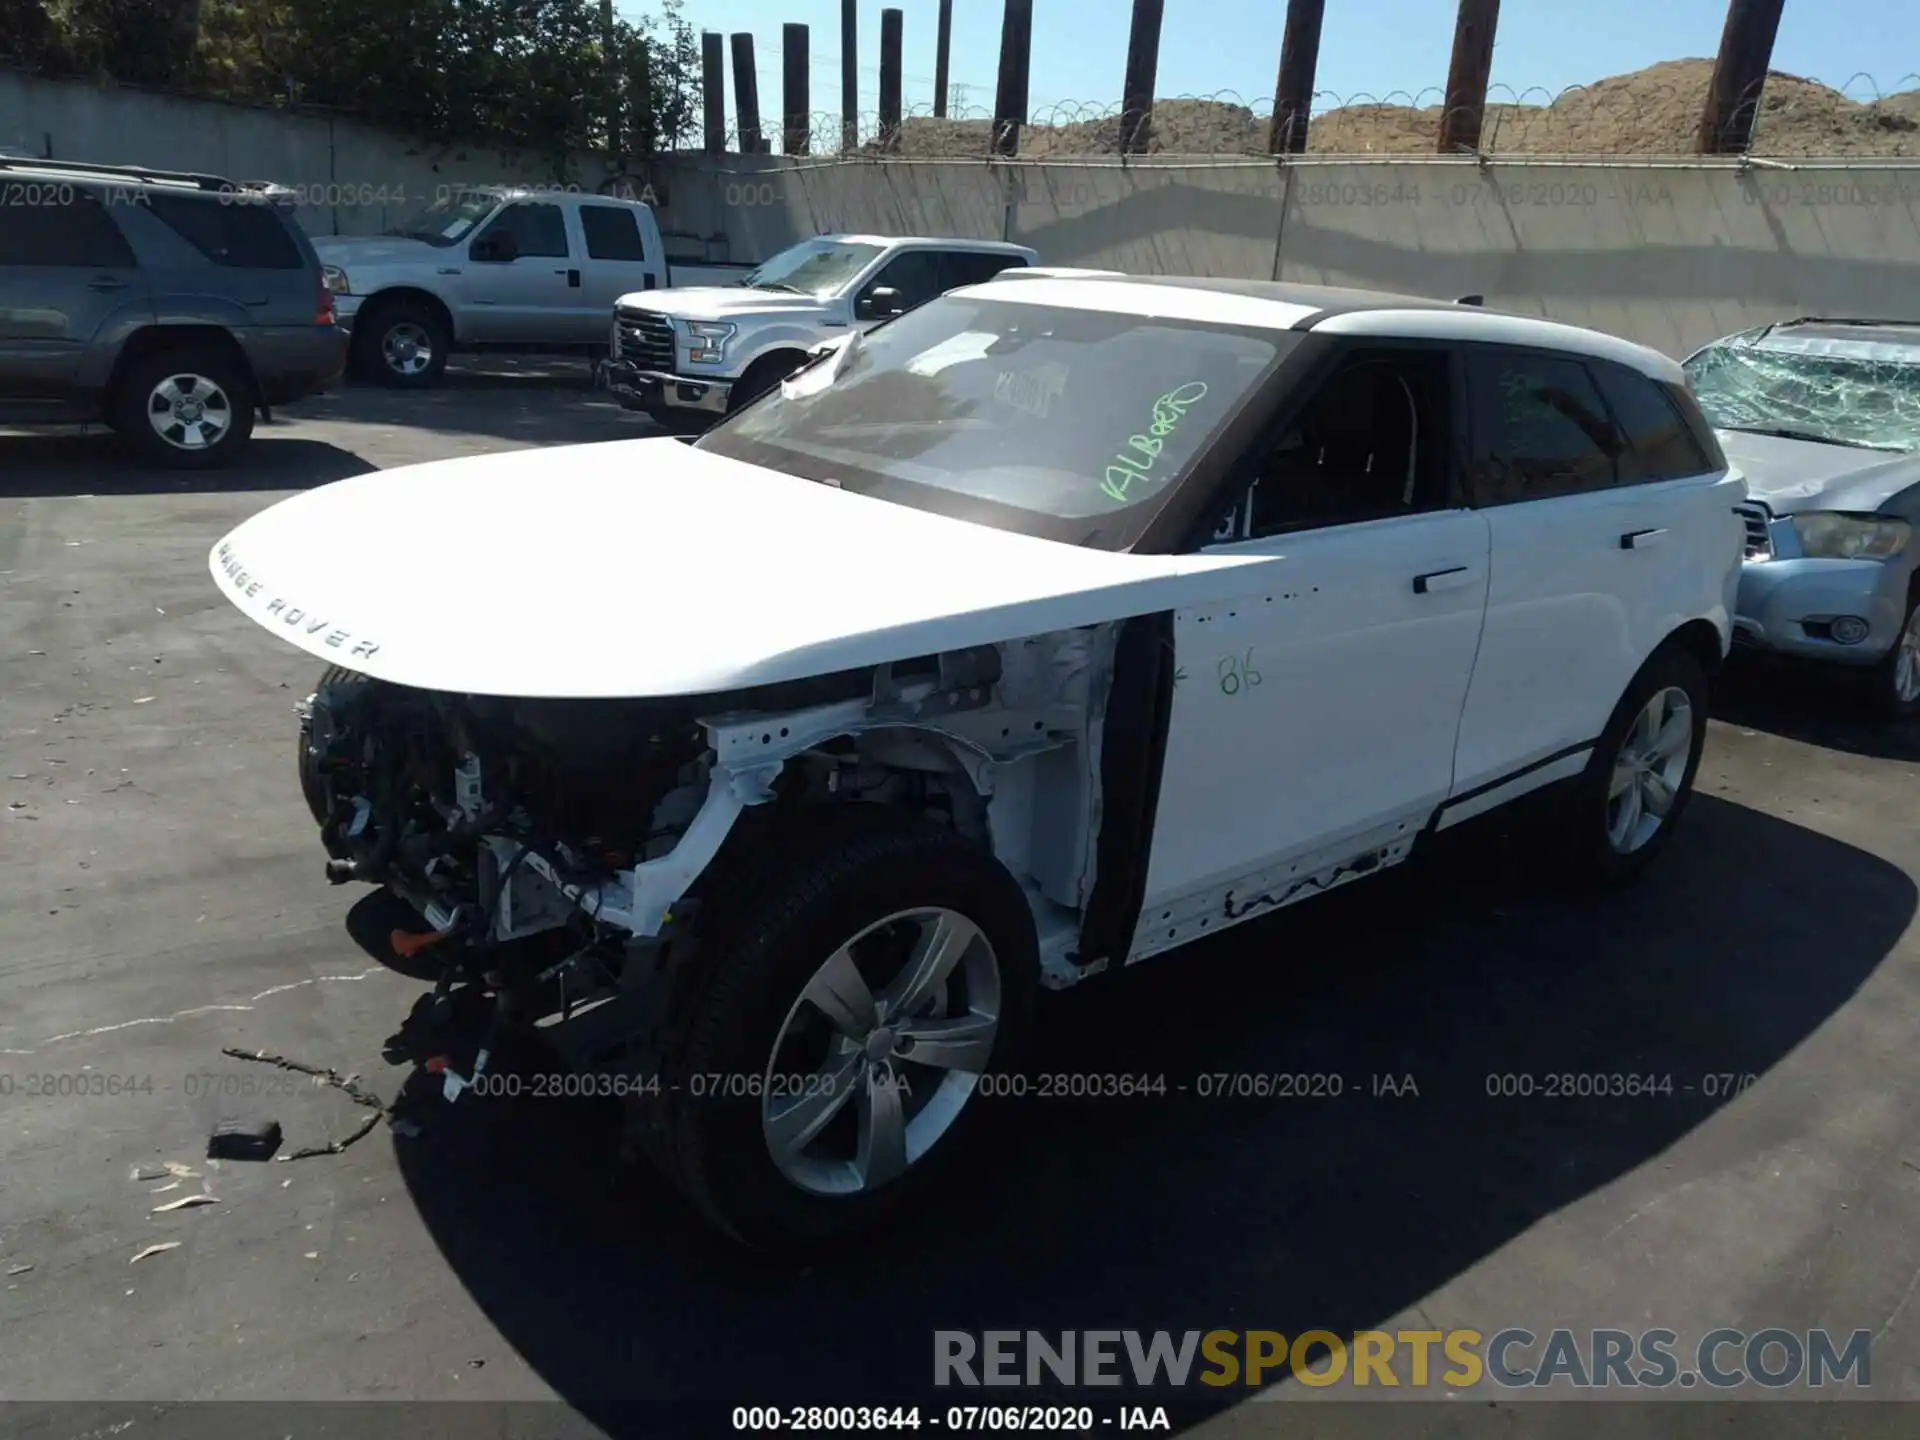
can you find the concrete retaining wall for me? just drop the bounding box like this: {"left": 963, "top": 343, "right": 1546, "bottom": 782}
{"left": 11, "top": 70, "right": 1920, "bottom": 357}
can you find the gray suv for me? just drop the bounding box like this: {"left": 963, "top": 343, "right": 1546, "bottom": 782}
{"left": 0, "top": 158, "right": 347, "bottom": 469}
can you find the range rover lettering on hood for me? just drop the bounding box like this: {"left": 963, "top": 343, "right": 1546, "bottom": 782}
{"left": 214, "top": 541, "right": 382, "bottom": 661}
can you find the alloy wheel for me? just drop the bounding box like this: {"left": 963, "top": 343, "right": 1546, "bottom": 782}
{"left": 146, "top": 373, "right": 233, "bottom": 452}
{"left": 761, "top": 907, "right": 1001, "bottom": 1197}
{"left": 1606, "top": 685, "right": 1695, "bottom": 854}
{"left": 381, "top": 321, "right": 435, "bottom": 378}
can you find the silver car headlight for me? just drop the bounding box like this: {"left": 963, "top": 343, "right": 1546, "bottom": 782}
{"left": 680, "top": 320, "right": 736, "bottom": 364}
{"left": 321, "top": 264, "right": 352, "bottom": 295}
{"left": 1791, "top": 512, "right": 1912, "bottom": 560}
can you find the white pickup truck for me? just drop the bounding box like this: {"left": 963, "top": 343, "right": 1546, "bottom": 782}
{"left": 311, "top": 187, "right": 746, "bottom": 387}
{"left": 598, "top": 234, "right": 1037, "bottom": 426}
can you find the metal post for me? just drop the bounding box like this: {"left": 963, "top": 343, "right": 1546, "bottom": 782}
{"left": 879, "top": 8, "right": 904, "bottom": 152}
{"left": 701, "top": 32, "right": 726, "bottom": 154}
{"left": 1268, "top": 0, "right": 1325, "bottom": 155}
{"left": 1697, "top": 0, "right": 1787, "bottom": 154}
{"left": 935, "top": 0, "right": 954, "bottom": 118}
{"left": 992, "top": 0, "right": 1033, "bottom": 158}
{"left": 1120, "top": 0, "right": 1164, "bottom": 155}
{"left": 841, "top": 0, "right": 859, "bottom": 151}
{"left": 1436, "top": 0, "right": 1500, "bottom": 153}
{"left": 731, "top": 33, "right": 764, "bottom": 154}
{"left": 783, "top": 24, "right": 810, "bottom": 156}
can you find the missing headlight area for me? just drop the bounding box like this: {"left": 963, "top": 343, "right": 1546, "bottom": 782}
{"left": 298, "top": 624, "right": 1117, "bottom": 1042}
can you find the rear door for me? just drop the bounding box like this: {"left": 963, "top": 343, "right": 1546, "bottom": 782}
{"left": 572, "top": 201, "right": 659, "bottom": 342}
{"left": 0, "top": 184, "right": 150, "bottom": 405}
{"left": 133, "top": 189, "right": 312, "bottom": 325}
{"left": 1445, "top": 345, "right": 1733, "bottom": 814}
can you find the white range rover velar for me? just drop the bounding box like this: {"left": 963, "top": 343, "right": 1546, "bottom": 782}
{"left": 209, "top": 275, "right": 1745, "bottom": 1249}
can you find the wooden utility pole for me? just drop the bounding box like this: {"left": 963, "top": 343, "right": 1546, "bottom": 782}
{"left": 1697, "top": 0, "right": 1787, "bottom": 153}
{"left": 992, "top": 0, "right": 1033, "bottom": 157}
{"left": 783, "top": 24, "right": 810, "bottom": 155}
{"left": 1436, "top": 0, "right": 1500, "bottom": 153}
{"left": 701, "top": 32, "right": 726, "bottom": 154}
{"left": 879, "top": 8, "right": 904, "bottom": 151}
{"left": 1119, "top": 0, "right": 1165, "bottom": 154}
{"left": 841, "top": 0, "right": 859, "bottom": 151}
{"left": 1268, "top": 0, "right": 1325, "bottom": 155}
{"left": 935, "top": 0, "right": 954, "bottom": 118}
{"left": 731, "top": 33, "right": 764, "bottom": 153}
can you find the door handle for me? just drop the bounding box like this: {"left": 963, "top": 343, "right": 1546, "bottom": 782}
{"left": 1620, "top": 528, "right": 1669, "bottom": 550}
{"left": 556, "top": 268, "right": 581, "bottom": 287}
{"left": 1413, "top": 566, "right": 1476, "bottom": 595}
{"left": 87, "top": 275, "right": 127, "bottom": 291}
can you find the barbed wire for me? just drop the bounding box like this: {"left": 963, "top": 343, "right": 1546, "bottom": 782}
{"left": 702, "top": 67, "right": 1920, "bottom": 160}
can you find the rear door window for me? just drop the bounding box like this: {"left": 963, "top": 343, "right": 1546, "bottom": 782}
{"left": 0, "top": 187, "right": 137, "bottom": 267}
{"left": 1590, "top": 359, "right": 1715, "bottom": 482}
{"left": 1465, "top": 347, "right": 1623, "bottom": 504}
{"left": 579, "top": 204, "right": 647, "bottom": 261}
{"left": 141, "top": 191, "right": 304, "bottom": 269}
{"left": 942, "top": 252, "right": 1024, "bottom": 289}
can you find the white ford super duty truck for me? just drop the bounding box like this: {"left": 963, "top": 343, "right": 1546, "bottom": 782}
{"left": 597, "top": 233, "right": 1038, "bottom": 426}
{"left": 312, "top": 186, "right": 746, "bottom": 387}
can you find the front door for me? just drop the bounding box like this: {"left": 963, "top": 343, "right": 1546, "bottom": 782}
{"left": 464, "top": 201, "right": 575, "bottom": 344}
{"left": 1136, "top": 347, "right": 1492, "bottom": 947}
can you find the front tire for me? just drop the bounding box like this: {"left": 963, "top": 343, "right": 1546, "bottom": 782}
{"left": 645, "top": 815, "right": 1039, "bottom": 1251}
{"left": 1561, "top": 644, "right": 1710, "bottom": 886}
{"left": 353, "top": 299, "right": 449, "bottom": 388}
{"left": 114, "top": 349, "right": 255, "bottom": 469}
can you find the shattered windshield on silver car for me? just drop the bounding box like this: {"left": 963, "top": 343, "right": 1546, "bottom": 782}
{"left": 1684, "top": 331, "right": 1920, "bottom": 452}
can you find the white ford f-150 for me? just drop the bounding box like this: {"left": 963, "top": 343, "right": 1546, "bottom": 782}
{"left": 210, "top": 273, "right": 1743, "bottom": 1251}
{"left": 311, "top": 186, "right": 746, "bottom": 387}
{"left": 597, "top": 233, "right": 1037, "bottom": 425}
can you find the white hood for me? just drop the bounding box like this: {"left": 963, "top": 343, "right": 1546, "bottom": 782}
{"left": 619, "top": 287, "right": 833, "bottom": 321}
{"left": 208, "top": 439, "right": 1263, "bottom": 699}
{"left": 311, "top": 234, "right": 442, "bottom": 269}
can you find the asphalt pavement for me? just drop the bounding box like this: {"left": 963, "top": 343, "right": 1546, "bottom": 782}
{"left": 3, "top": 364, "right": 1920, "bottom": 1437}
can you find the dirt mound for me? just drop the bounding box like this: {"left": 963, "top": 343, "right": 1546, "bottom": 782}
{"left": 877, "top": 58, "right": 1920, "bottom": 158}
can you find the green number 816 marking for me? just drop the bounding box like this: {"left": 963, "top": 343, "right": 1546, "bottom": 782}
{"left": 1218, "top": 648, "right": 1263, "bottom": 696}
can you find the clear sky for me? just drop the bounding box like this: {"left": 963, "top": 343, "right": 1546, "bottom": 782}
{"left": 639, "top": 0, "right": 1917, "bottom": 130}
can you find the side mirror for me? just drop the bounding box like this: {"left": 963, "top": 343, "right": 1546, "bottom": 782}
{"left": 472, "top": 231, "right": 519, "bottom": 263}
{"left": 860, "top": 286, "right": 905, "bottom": 319}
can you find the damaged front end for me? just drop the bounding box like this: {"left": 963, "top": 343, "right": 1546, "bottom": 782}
{"left": 295, "top": 629, "right": 1114, "bottom": 1099}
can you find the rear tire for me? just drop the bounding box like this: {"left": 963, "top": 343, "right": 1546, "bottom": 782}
{"left": 643, "top": 813, "right": 1039, "bottom": 1252}
{"left": 1560, "top": 644, "right": 1710, "bottom": 886}
{"left": 114, "top": 348, "right": 255, "bottom": 470}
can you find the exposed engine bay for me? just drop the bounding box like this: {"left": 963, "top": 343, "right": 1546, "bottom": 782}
{"left": 298, "top": 626, "right": 1121, "bottom": 1092}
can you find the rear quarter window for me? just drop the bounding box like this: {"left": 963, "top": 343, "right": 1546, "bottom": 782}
{"left": 1591, "top": 359, "right": 1717, "bottom": 482}
{"left": 141, "top": 192, "right": 305, "bottom": 269}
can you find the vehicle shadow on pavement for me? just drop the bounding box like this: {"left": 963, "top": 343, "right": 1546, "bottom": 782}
{"left": 382, "top": 794, "right": 1913, "bottom": 1431}
{"left": 0, "top": 431, "right": 377, "bottom": 499}
{"left": 300, "top": 367, "right": 652, "bottom": 450}
{"left": 1712, "top": 655, "right": 1920, "bottom": 763}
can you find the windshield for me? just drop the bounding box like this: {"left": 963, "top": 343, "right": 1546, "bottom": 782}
{"left": 742, "top": 239, "right": 885, "bottom": 296}
{"left": 383, "top": 191, "right": 498, "bottom": 247}
{"left": 695, "top": 293, "right": 1287, "bottom": 547}
{"left": 1684, "top": 333, "right": 1920, "bottom": 452}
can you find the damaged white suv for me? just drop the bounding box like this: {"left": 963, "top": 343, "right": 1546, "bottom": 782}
{"left": 210, "top": 275, "right": 1743, "bottom": 1249}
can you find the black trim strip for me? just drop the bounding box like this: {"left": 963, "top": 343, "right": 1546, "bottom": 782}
{"left": 1077, "top": 612, "right": 1176, "bottom": 973}
{"left": 1437, "top": 738, "right": 1598, "bottom": 814}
